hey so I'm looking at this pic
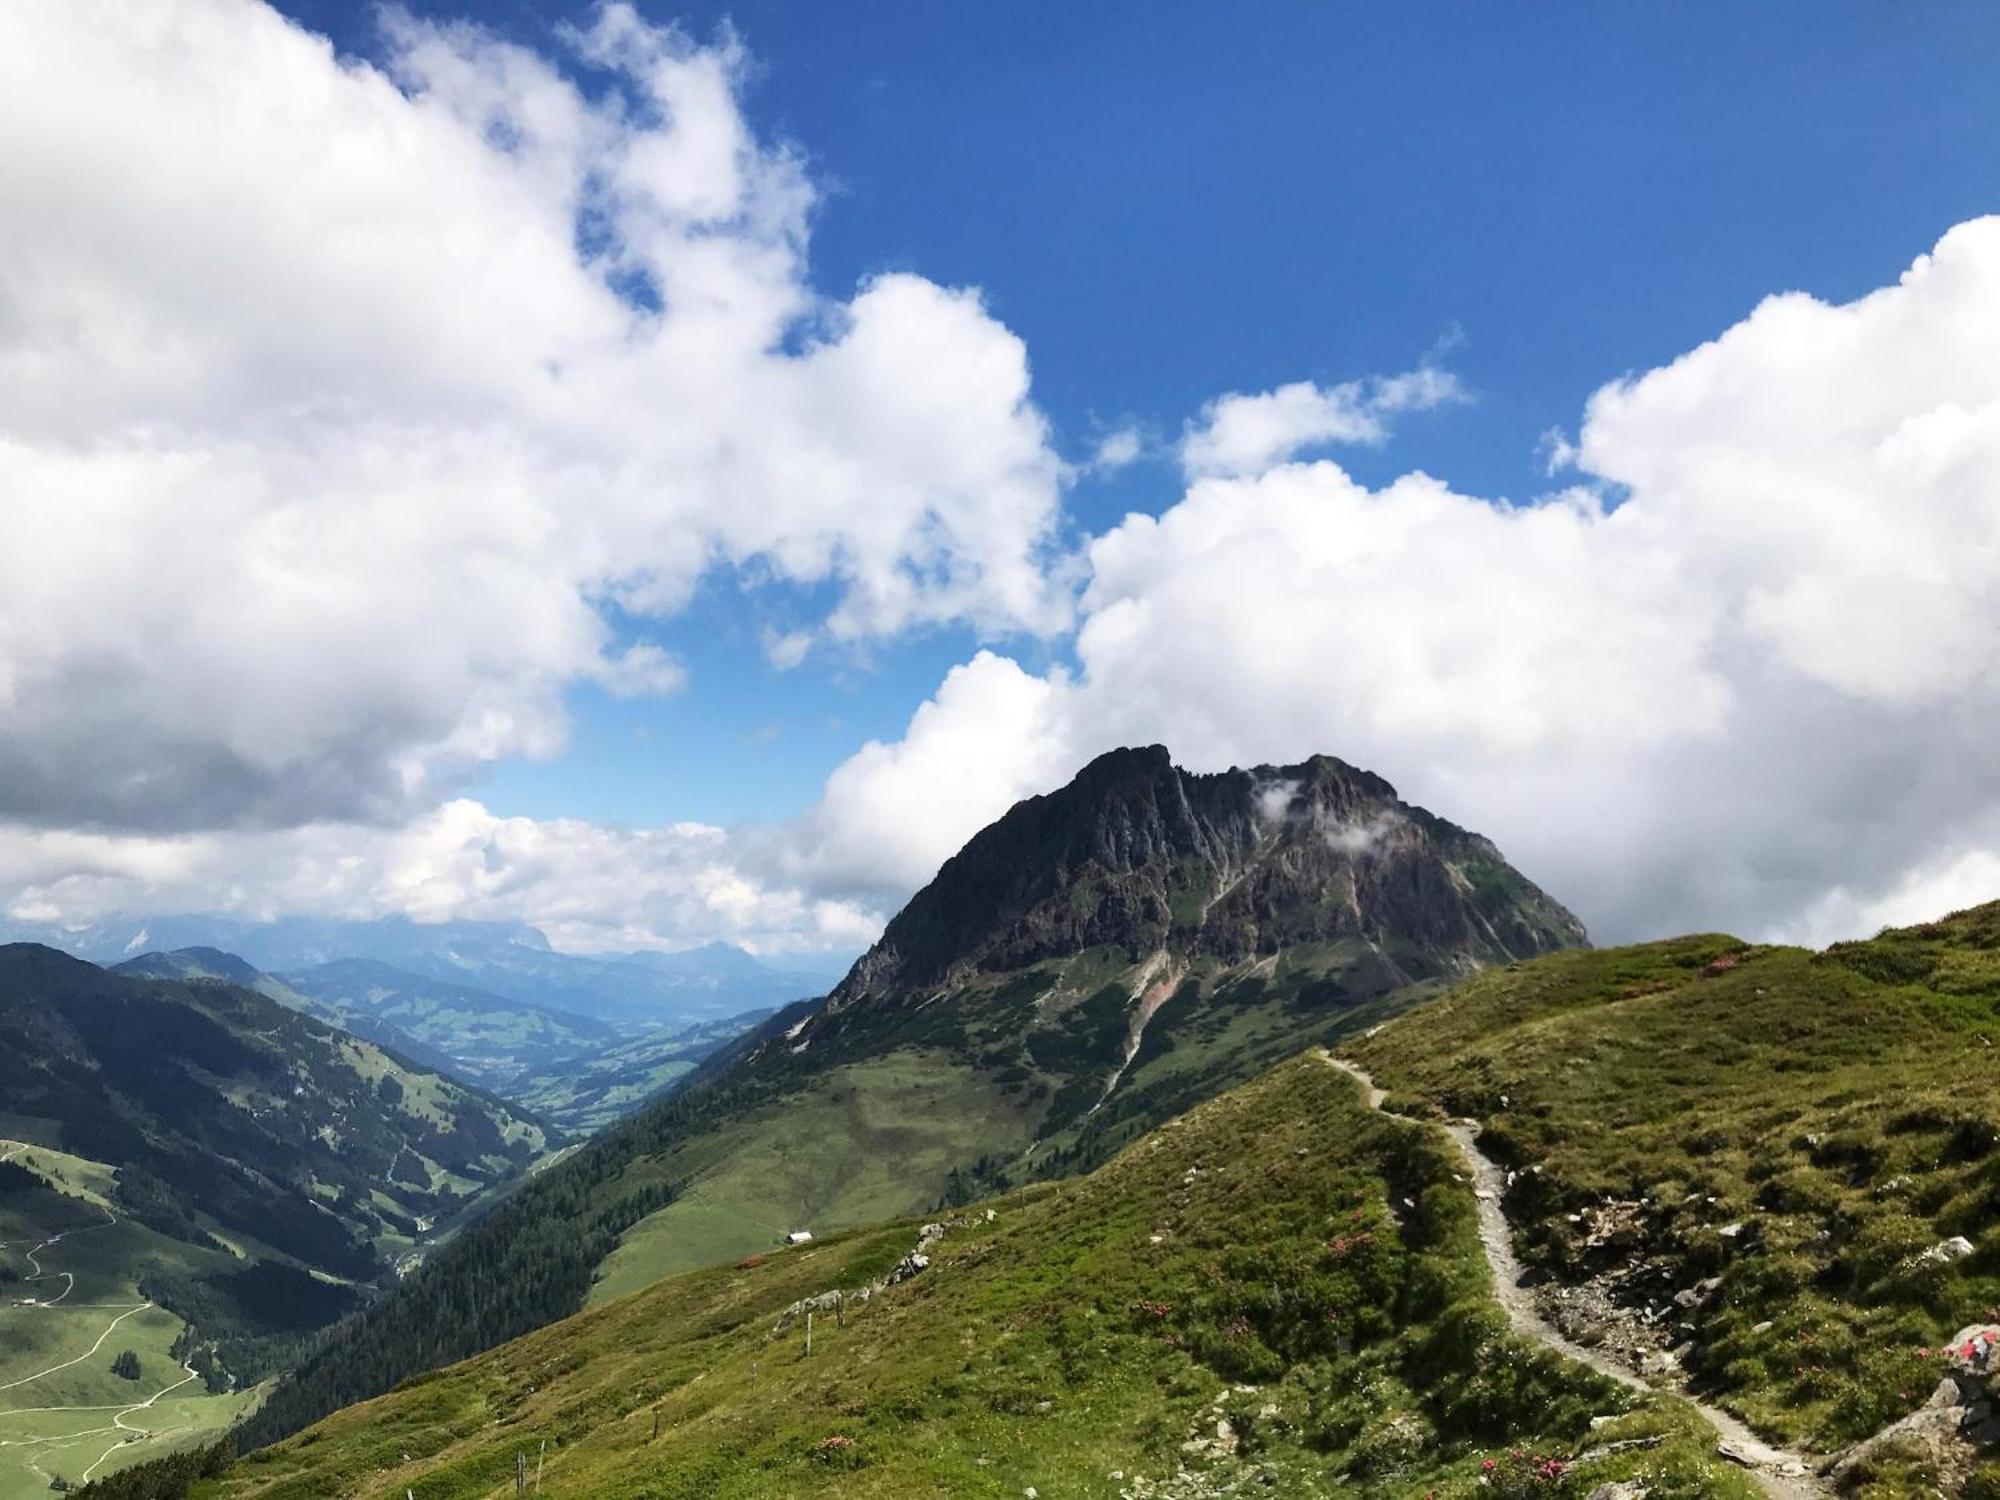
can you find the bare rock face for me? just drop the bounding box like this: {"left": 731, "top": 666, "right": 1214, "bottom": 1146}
{"left": 818, "top": 745, "right": 1586, "bottom": 1019}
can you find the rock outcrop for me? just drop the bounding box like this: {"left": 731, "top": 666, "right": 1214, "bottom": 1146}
{"left": 813, "top": 745, "right": 1585, "bottom": 1024}
{"left": 769, "top": 1217, "right": 971, "bottom": 1336}
{"left": 1830, "top": 1324, "right": 2000, "bottom": 1493}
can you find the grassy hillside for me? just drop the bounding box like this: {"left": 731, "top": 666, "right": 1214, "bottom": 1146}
{"left": 121, "top": 948, "right": 768, "bottom": 1137}
{"left": 0, "top": 1145, "right": 259, "bottom": 1494}
{"left": 586, "top": 1048, "right": 1037, "bottom": 1300}
{"left": 207, "top": 1054, "right": 1753, "bottom": 1500}
{"left": 582, "top": 947, "right": 1439, "bottom": 1300}
{"left": 113, "top": 949, "right": 478, "bottom": 1090}
{"left": 0, "top": 946, "right": 552, "bottom": 1274}
{"left": 0, "top": 945, "right": 555, "bottom": 1414}
{"left": 1347, "top": 903, "right": 2000, "bottom": 1492}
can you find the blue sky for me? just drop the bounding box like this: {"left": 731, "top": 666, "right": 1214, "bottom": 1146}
{"left": 7, "top": 2, "right": 2000, "bottom": 954}
{"left": 266, "top": 0, "right": 2000, "bottom": 830}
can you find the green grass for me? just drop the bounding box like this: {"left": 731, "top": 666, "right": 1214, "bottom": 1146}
{"left": 588, "top": 1051, "right": 1038, "bottom": 1302}
{"left": 1347, "top": 904, "right": 2000, "bottom": 1486}
{"left": 586, "top": 943, "right": 1439, "bottom": 1306}
{"left": 235, "top": 936, "right": 1499, "bottom": 1451}
{"left": 0, "top": 1304, "right": 258, "bottom": 1496}
{"left": 208, "top": 1054, "right": 1753, "bottom": 1500}
{"left": 513, "top": 1060, "right": 698, "bottom": 1136}
{"left": 1034, "top": 947, "right": 1443, "bottom": 1173}
{"left": 510, "top": 1016, "right": 761, "bottom": 1137}
{"left": 0, "top": 1147, "right": 262, "bottom": 1497}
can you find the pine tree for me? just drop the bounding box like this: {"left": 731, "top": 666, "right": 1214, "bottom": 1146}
{"left": 109, "top": 1349, "right": 141, "bottom": 1381}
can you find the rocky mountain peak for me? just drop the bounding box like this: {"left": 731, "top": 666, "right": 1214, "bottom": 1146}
{"left": 822, "top": 746, "right": 1584, "bottom": 1016}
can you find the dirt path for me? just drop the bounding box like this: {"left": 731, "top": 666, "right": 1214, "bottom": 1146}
{"left": 0, "top": 1353, "right": 202, "bottom": 1483}
{"left": 10, "top": 1201, "right": 119, "bottom": 1309}
{"left": 1318, "top": 1051, "right": 1824, "bottom": 1499}
{"left": 0, "top": 1302, "right": 155, "bottom": 1395}
{"left": 77, "top": 1358, "right": 202, "bottom": 1483}
{"left": 1, "top": 1184, "right": 215, "bottom": 1488}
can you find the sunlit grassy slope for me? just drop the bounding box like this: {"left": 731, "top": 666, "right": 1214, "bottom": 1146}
{"left": 0, "top": 1147, "right": 258, "bottom": 1496}
{"left": 208, "top": 1054, "right": 1753, "bottom": 1500}
{"left": 584, "top": 944, "right": 1436, "bottom": 1302}
{"left": 587, "top": 1051, "right": 1037, "bottom": 1303}
{"left": 1349, "top": 902, "right": 2000, "bottom": 1480}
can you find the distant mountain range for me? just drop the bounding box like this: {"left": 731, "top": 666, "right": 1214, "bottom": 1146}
{"left": 243, "top": 744, "right": 1586, "bottom": 1447}
{"left": 0, "top": 914, "right": 846, "bottom": 1031}
{"left": 115, "top": 947, "right": 771, "bottom": 1136}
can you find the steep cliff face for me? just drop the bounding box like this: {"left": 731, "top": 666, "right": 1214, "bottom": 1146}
{"left": 822, "top": 745, "right": 1585, "bottom": 1018}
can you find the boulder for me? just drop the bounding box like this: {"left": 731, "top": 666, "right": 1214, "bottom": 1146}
{"left": 886, "top": 1251, "right": 930, "bottom": 1286}
{"left": 1944, "top": 1324, "right": 2000, "bottom": 1380}
{"left": 1830, "top": 1403, "right": 1990, "bottom": 1493}
{"left": 1831, "top": 1339, "right": 2000, "bottom": 1494}
{"left": 1912, "top": 1235, "right": 1977, "bottom": 1269}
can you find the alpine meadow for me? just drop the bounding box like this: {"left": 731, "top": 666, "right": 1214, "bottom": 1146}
{"left": 2, "top": 4, "right": 1998, "bottom": 1499}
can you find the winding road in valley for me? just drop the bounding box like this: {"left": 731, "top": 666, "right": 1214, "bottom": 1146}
{"left": 9, "top": 1205, "right": 118, "bottom": 1311}
{"left": 1318, "top": 1050, "right": 1825, "bottom": 1500}
{"left": 0, "top": 1302, "right": 154, "bottom": 1397}
{"left": 0, "top": 1165, "right": 208, "bottom": 1488}
{"left": 76, "top": 1355, "right": 204, "bottom": 1484}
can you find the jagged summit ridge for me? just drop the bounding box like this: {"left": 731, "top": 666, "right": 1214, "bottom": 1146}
{"left": 823, "top": 744, "right": 1586, "bottom": 1017}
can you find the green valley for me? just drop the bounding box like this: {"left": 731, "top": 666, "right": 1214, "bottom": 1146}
{"left": 0, "top": 946, "right": 555, "bottom": 1492}
{"left": 116, "top": 949, "right": 771, "bottom": 1138}
{"left": 255, "top": 959, "right": 622, "bottom": 1098}
{"left": 507, "top": 1012, "right": 778, "bottom": 1139}
{"left": 0, "top": 1146, "right": 259, "bottom": 1495}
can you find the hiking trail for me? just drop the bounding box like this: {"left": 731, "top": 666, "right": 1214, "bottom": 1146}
{"left": 1318, "top": 1050, "right": 1824, "bottom": 1499}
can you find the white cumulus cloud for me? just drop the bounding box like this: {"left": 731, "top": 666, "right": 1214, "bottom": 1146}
{"left": 804, "top": 219, "right": 2000, "bottom": 944}
{"left": 5, "top": 3, "right": 1997, "bottom": 959}
{"left": 1088, "top": 425, "right": 1147, "bottom": 474}
{"left": 0, "top": 0, "right": 1068, "bottom": 833}
{"left": 1180, "top": 365, "right": 1464, "bottom": 478}
{"left": 0, "top": 800, "right": 882, "bottom": 957}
